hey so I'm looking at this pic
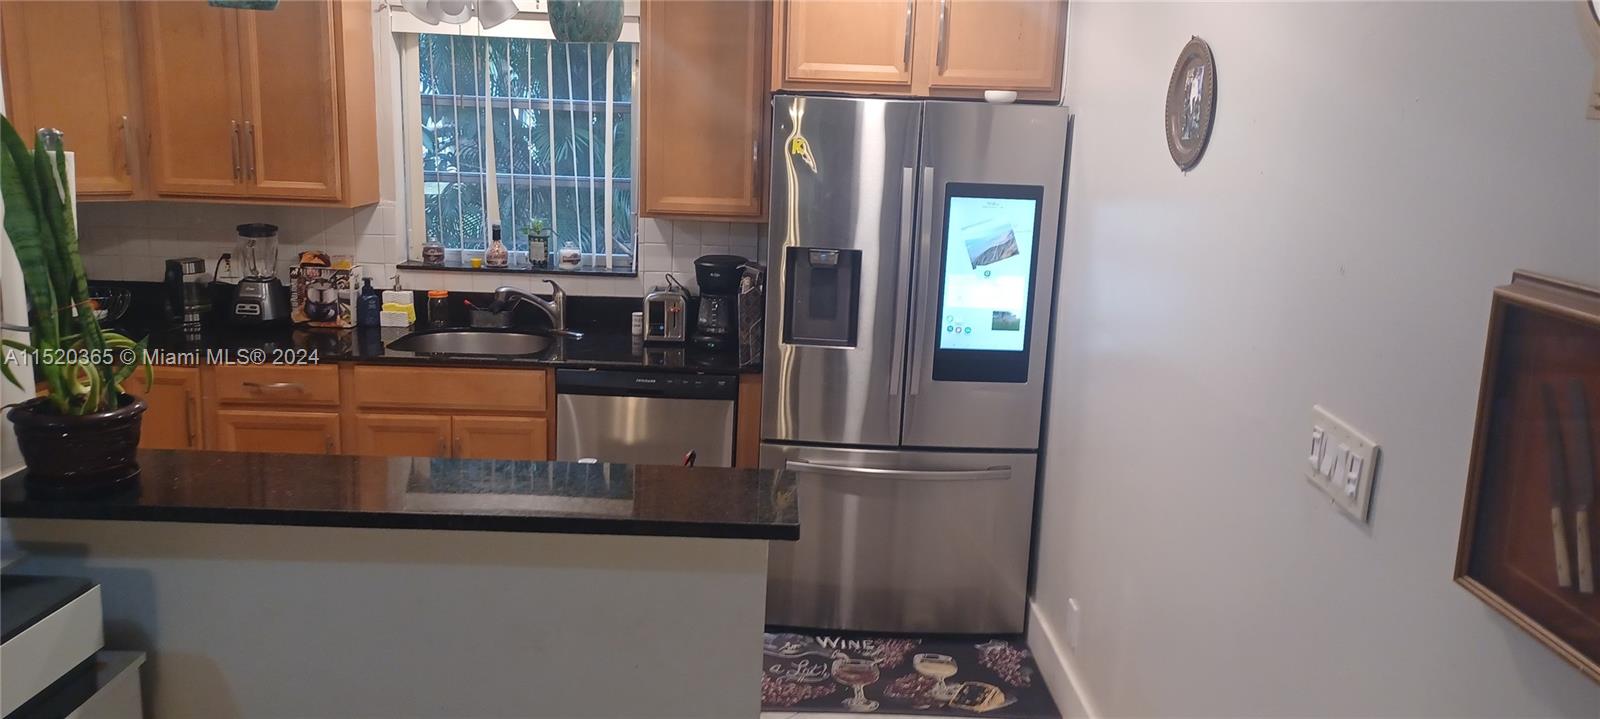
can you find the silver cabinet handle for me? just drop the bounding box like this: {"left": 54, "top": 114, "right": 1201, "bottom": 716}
{"left": 453, "top": 436, "right": 463, "bottom": 457}
{"left": 935, "top": 0, "right": 950, "bottom": 71}
{"left": 785, "top": 460, "right": 1011, "bottom": 482}
{"left": 909, "top": 165, "right": 934, "bottom": 397}
{"left": 230, "top": 120, "right": 242, "bottom": 182}
{"left": 243, "top": 120, "right": 256, "bottom": 181}
{"left": 889, "top": 166, "right": 914, "bottom": 397}
{"left": 902, "top": 0, "right": 915, "bottom": 68}
{"left": 119, "top": 115, "right": 132, "bottom": 175}
{"left": 242, "top": 381, "right": 305, "bottom": 393}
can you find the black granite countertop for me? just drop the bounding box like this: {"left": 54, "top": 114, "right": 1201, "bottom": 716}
{"left": 108, "top": 285, "right": 757, "bottom": 375}
{"left": 1, "top": 450, "right": 798, "bottom": 541}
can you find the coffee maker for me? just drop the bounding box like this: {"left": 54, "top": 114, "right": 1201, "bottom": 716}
{"left": 691, "top": 254, "right": 747, "bottom": 351}
{"left": 230, "top": 223, "right": 289, "bottom": 325}
{"left": 164, "top": 257, "right": 208, "bottom": 333}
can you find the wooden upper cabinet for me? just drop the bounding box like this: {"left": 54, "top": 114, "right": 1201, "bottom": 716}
{"left": 126, "top": 366, "right": 203, "bottom": 450}
{"left": 778, "top": 0, "right": 914, "bottom": 91}
{"left": 130, "top": 0, "right": 376, "bottom": 205}
{"left": 639, "top": 0, "right": 769, "bottom": 219}
{"left": 0, "top": 1, "right": 139, "bottom": 197}
{"left": 135, "top": 1, "right": 248, "bottom": 197}
{"left": 916, "top": 0, "right": 1066, "bottom": 97}
{"left": 236, "top": 1, "right": 342, "bottom": 200}
{"left": 772, "top": 0, "right": 1065, "bottom": 101}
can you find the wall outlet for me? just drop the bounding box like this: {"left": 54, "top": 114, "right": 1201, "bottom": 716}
{"left": 1305, "top": 405, "right": 1380, "bottom": 523}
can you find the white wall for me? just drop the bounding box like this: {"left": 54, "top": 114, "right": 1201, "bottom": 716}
{"left": 1034, "top": 2, "right": 1600, "bottom": 717}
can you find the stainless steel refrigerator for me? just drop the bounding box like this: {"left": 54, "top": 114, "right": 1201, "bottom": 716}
{"left": 762, "top": 95, "right": 1072, "bottom": 634}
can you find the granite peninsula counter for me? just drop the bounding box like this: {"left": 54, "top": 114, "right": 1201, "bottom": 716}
{"left": 1, "top": 451, "right": 797, "bottom": 718}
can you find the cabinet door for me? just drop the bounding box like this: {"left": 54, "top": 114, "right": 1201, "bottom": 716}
{"left": 452, "top": 416, "right": 549, "bottom": 461}
{"left": 236, "top": 0, "right": 342, "bottom": 200}
{"left": 0, "top": 1, "right": 137, "bottom": 196}
{"left": 136, "top": 1, "right": 247, "bottom": 197}
{"left": 639, "top": 0, "right": 768, "bottom": 219}
{"left": 214, "top": 409, "right": 341, "bottom": 455}
{"left": 352, "top": 413, "right": 451, "bottom": 458}
{"left": 126, "top": 366, "right": 202, "bottom": 450}
{"left": 916, "top": 0, "right": 1065, "bottom": 97}
{"left": 778, "top": 0, "right": 915, "bottom": 91}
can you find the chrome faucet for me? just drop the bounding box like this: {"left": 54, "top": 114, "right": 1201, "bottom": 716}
{"left": 492, "top": 280, "right": 582, "bottom": 338}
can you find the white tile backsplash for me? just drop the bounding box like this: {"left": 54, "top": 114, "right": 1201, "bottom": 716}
{"left": 76, "top": 202, "right": 763, "bottom": 296}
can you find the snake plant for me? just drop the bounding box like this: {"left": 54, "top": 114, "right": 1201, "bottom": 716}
{"left": 0, "top": 115, "right": 149, "bottom": 415}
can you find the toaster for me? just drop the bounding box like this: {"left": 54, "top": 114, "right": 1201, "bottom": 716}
{"left": 642, "top": 286, "right": 688, "bottom": 343}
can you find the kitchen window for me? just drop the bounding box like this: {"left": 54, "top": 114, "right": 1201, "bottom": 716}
{"left": 400, "top": 32, "right": 636, "bottom": 272}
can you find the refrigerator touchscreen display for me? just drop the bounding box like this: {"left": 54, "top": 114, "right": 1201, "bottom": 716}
{"left": 932, "top": 183, "right": 1043, "bottom": 383}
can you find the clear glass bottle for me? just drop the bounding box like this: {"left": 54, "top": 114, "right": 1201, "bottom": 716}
{"left": 557, "top": 240, "right": 582, "bottom": 270}
{"left": 485, "top": 224, "right": 509, "bottom": 268}
{"left": 421, "top": 231, "right": 446, "bottom": 265}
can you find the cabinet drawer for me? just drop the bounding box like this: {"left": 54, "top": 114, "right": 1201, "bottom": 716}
{"left": 212, "top": 364, "right": 340, "bottom": 406}
{"left": 352, "top": 366, "right": 547, "bottom": 414}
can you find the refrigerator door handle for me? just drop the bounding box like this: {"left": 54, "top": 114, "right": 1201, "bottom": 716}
{"left": 785, "top": 460, "right": 1011, "bottom": 482}
{"left": 889, "top": 166, "right": 916, "bottom": 397}
{"left": 909, "top": 166, "right": 935, "bottom": 397}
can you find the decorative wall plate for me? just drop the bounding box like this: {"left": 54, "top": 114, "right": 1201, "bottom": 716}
{"left": 1165, "top": 36, "right": 1217, "bottom": 171}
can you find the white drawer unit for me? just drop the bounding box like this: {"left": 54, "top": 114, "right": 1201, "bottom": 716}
{"left": 1, "top": 575, "right": 105, "bottom": 716}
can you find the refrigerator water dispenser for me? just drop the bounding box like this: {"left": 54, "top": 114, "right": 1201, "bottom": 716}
{"left": 783, "top": 247, "right": 860, "bottom": 347}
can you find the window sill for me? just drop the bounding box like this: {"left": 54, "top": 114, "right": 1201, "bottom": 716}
{"left": 397, "top": 261, "right": 638, "bottom": 278}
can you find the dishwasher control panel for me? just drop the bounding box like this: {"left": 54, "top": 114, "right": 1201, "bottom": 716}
{"left": 554, "top": 369, "right": 739, "bottom": 400}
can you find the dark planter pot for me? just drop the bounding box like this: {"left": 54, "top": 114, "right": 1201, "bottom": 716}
{"left": 8, "top": 394, "right": 146, "bottom": 496}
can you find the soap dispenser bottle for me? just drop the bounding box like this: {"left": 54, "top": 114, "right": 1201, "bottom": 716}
{"left": 358, "top": 277, "right": 381, "bottom": 328}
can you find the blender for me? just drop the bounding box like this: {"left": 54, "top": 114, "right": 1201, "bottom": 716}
{"left": 229, "top": 223, "right": 289, "bottom": 325}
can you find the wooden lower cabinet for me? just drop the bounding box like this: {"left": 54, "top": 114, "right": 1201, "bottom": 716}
{"left": 158, "top": 364, "right": 555, "bottom": 461}
{"left": 352, "top": 412, "right": 451, "bottom": 458}
{"left": 214, "top": 409, "right": 341, "bottom": 455}
{"left": 126, "top": 366, "right": 203, "bottom": 450}
{"left": 452, "top": 415, "right": 548, "bottom": 461}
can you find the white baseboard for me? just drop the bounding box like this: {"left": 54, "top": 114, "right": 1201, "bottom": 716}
{"left": 1027, "top": 600, "right": 1099, "bottom": 719}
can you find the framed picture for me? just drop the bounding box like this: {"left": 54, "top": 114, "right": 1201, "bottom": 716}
{"left": 1456, "top": 271, "right": 1600, "bottom": 683}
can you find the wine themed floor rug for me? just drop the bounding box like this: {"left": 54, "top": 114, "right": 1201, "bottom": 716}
{"left": 762, "top": 632, "right": 1059, "bottom": 717}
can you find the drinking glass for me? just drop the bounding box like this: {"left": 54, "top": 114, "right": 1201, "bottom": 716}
{"left": 831, "top": 657, "right": 880, "bottom": 712}
{"left": 914, "top": 653, "right": 958, "bottom": 701}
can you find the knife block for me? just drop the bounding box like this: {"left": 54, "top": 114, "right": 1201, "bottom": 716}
{"left": 1456, "top": 271, "right": 1600, "bottom": 684}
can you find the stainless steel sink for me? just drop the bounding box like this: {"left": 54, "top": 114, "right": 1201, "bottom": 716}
{"left": 387, "top": 330, "right": 553, "bottom": 356}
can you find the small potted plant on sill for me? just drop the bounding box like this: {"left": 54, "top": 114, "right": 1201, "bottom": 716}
{"left": 1, "top": 117, "right": 152, "bottom": 495}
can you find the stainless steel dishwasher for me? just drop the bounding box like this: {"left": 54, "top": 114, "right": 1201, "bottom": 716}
{"left": 555, "top": 369, "right": 739, "bottom": 467}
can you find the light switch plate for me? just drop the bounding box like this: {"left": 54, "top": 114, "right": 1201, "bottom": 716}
{"left": 1305, "top": 405, "right": 1380, "bottom": 523}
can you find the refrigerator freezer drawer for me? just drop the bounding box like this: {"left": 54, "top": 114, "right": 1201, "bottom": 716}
{"left": 763, "top": 444, "right": 1036, "bottom": 634}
